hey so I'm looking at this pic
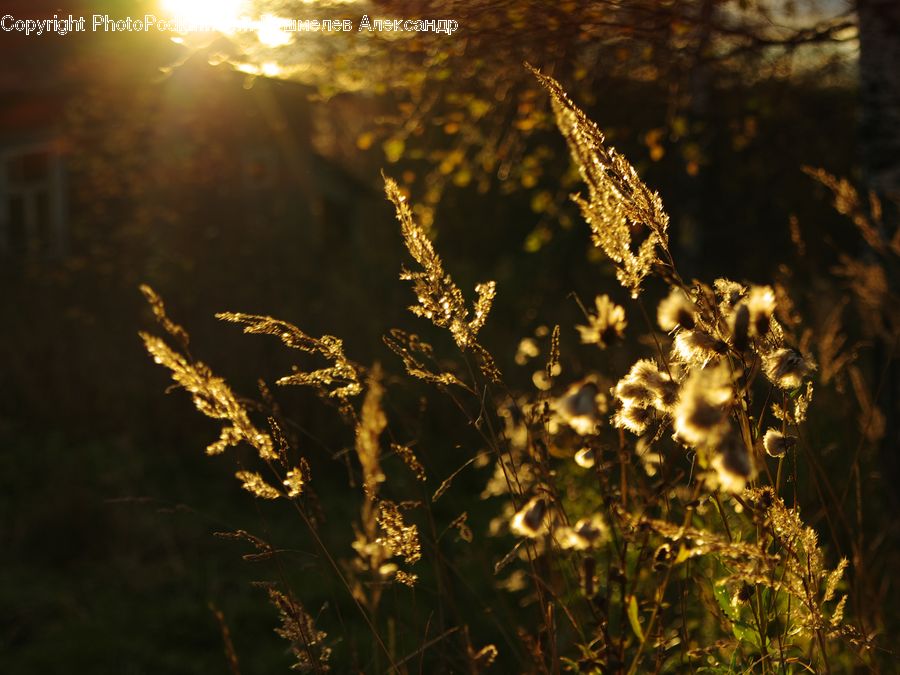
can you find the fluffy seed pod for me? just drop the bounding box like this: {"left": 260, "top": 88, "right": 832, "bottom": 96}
{"left": 714, "top": 279, "right": 747, "bottom": 311}
{"left": 763, "top": 428, "right": 796, "bottom": 458}
{"left": 673, "top": 330, "right": 728, "bottom": 366}
{"left": 560, "top": 514, "right": 608, "bottom": 550}
{"left": 763, "top": 348, "right": 816, "bottom": 390}
{"left": 747, "top": 285, "right": 776, "bottom": 338}
{"left": 613, "top": 403, "right": 654, "bottom": 435}
{"left": 613, "top": 359, "right": 678, "bottom": 412}
{"left": 672, "top": 362, "right": 734, "bottom": 446}
{"left": 511, "top": 496, "right": 548, "bottom": 538}
{"left": 557, "top": 379, "right": 607, "bottom": 435}
{"left": 710, "top": 429, "right": 755, "bottom": 493}
{"left": 731, "top": 303, "right": 750, "bottom": 352}
{"left": 574, "top": 447, "right": 596, "bottom": 468}
{"left": 577, "top": 295, "right": 627, "bottom": 348}
{"left": 657, "top": 288, "right": 696, "bottom": 331}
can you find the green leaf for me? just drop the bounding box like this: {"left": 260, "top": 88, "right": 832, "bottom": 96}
{"left": 713, "top": 583, "right": 761, "bottom": 649}
{"left": 713, "top": 583, "right": 739, "bottom": 622}
{"left": 626, "top": 594, "right": 644, "bottom": 642}
{"left": 732, "top": 619, "right": 760, "bottom": 649}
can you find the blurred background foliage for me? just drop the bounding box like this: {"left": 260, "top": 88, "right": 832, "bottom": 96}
{"left": 2, "top": 0, "right": 896, "bottom": 672}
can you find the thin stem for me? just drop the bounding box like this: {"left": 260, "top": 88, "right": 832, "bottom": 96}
{"left": 290, "top": 501, "right": 400, "bottom": 673}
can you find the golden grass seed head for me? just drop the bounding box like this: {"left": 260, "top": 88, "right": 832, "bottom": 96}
{"left": 376, "top": 500, "right": 422, "bottom": 565}
{"left": 283, "top": 460, "right": 309, "bottom": 498}
{"left": 393, "top": 570, "right": 419, "bottom": 587}
{"left": 533, "top": 68, "right": 669, "bottom": 298}
{"left": 235, "top": 471, "right": 281, "bottom": 499}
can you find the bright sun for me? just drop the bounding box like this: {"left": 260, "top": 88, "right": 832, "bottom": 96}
{"left": 160, "top": 0, "right": 246, "bottom": 33}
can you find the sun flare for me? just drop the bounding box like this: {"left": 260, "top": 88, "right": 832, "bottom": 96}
{"left": 256, "top": 14, "right": 293, "bottom": 47}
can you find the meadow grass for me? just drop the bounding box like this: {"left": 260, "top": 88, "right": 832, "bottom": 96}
{"left": 141, "top": 69, "right": 894, "bottom": 673}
